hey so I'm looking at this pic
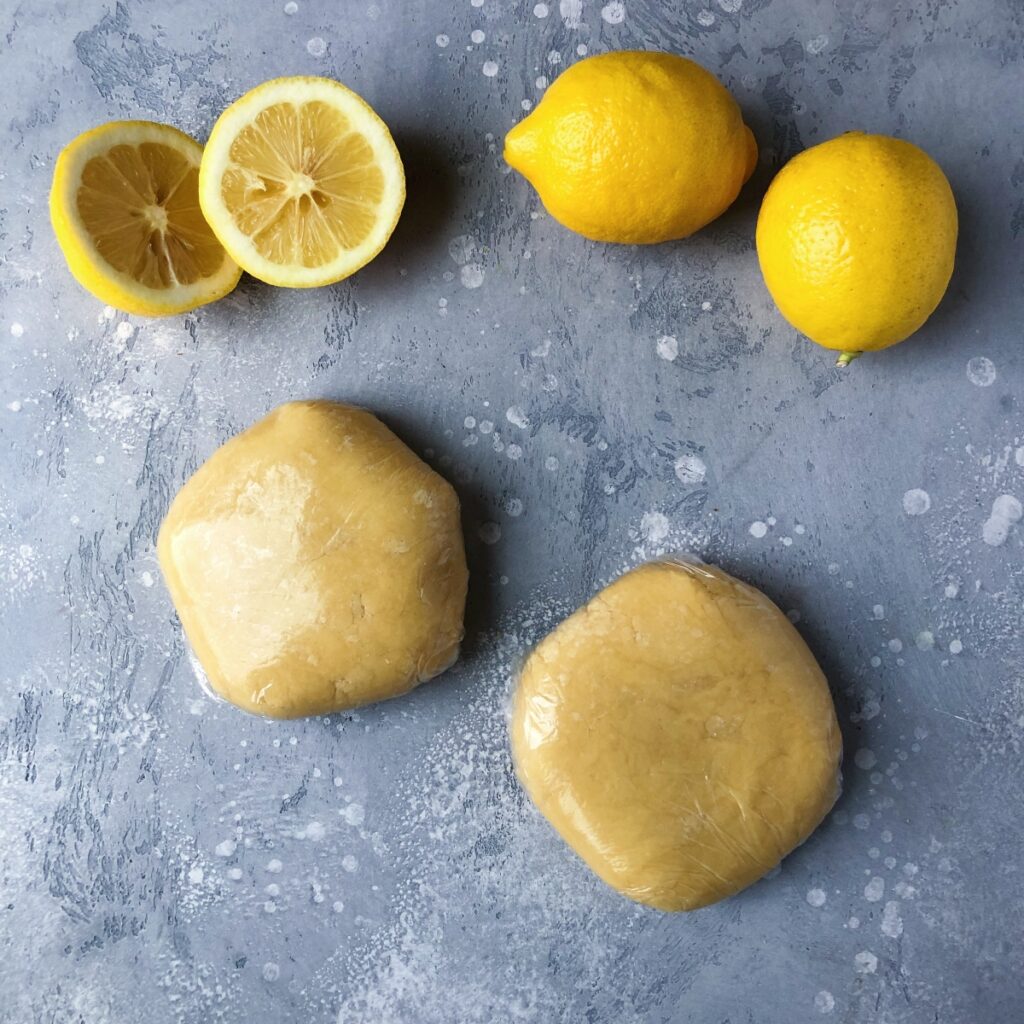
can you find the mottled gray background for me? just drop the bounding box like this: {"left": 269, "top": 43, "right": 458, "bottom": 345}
{"left": 1, "top": 0, "right": 1022, "bottom": 1021}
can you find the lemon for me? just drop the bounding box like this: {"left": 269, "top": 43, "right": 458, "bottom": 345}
{"left": 756, "top": 131, "right": 958, "bottom": 365}
{"left": 198, "top": 76, "right": 405, "bottom": 288}
{"left": 504, "top": 51, "right": 757, "bottom": 244}
{"left": 50, "top": 121, "right": 241, "bottom": 317}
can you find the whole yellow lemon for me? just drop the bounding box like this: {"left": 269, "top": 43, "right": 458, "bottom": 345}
{"left": 504, "top": 51, "right": 757, "bottom": 244}
{"left": 756, "top": 132, "right": 958, "bottom": 365}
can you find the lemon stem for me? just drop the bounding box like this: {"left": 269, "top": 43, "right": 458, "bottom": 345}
{"left": 836, "top": 351, "right": 862, "bottom": 368}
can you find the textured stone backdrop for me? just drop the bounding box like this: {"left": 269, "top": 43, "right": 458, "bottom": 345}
{"left": 1, "top": 1, "right": 1022, "bottom": 1021}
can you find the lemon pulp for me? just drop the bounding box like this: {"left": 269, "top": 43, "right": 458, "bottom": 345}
{"left": 78, "top": 141, "right": 226, "bottom": 288}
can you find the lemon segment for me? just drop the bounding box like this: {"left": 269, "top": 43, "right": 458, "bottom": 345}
{"left": 756, "top": 131, "right": 958, "bottom": 359}
{"left": 50, "top": 121, "right": 241, "bottom": 316}
{"left": 198, "top": 77, "right": 405, "bottom": 288}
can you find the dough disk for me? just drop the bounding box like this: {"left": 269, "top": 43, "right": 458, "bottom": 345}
{"left": 158, "top": 401, "right": 468, "bottom": 718}
{"left": 511, "top": 559, "right": 841, "bottom": 911}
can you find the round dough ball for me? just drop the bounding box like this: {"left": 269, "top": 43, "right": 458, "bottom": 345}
{"left": 158, "top": 401, "right": 468, "bottom": 718}
{"left": 511, "top": 560, "right": 841, "bottom": 911}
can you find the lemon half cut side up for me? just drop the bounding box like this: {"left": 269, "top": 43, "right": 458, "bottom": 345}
{"left": 50, "top": 120, "right": 241, "bottom": 316}
{"left": 198, "top": 76, "right": 406, "bottom": 288}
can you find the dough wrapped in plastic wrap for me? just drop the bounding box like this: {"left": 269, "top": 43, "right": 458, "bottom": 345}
{"left": 158, "top": 401, "right": 468, "bottom": 719}
{"left": 510, "top": 557, "right": 842, "bottom": 911}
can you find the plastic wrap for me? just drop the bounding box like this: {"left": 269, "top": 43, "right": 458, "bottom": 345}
{"left": 510, "top": 556, "right": 842, "bottom": 912}
{"left": 158, "top": 400, "right": 468, "bottom": 719}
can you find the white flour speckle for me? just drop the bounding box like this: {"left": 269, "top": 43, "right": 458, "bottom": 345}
{"left": 342, "top": 854, "right": 358, "bottom": 872}
{"left": 470, "top": 29, "right": 485, "bottom": 43}
{"left": 864, "top": 876, "right": 885, "bottom": 902}
{"left": 341, "top": 803, "right": 365, "bottom": 826}
{"left": 966, "top": 356, "right": 996, "bottom": 386}
{"left": 545, "top": 456, "right": 559, "bottom": 471}
{"left": 266, "top": 858, "right": 283, "bottom": 874}
{"left": 448, "top": 235, "right": 476, "bottom": 265}
{"left": 533, "top": 2, "right": 549, "bottom": 16}
{"left": 214, "top": 839, "right": 237, "bottom": 858}
{"left": 505, "top": 498, "right": 524, "bottom": 517}
{"left": 227, "top": 867, "right": 243, "bottom": 881}
{"left": 188, "top": 866, "right": 204, "bottom": 885}
{"left": 114, "top": 321, "right": 135, "bottom": 342}
{"left": 436, "top": 34, "right": 449, "bottom": 47}
{"left": 717, "top": 0, "right": 743, "bottom": 10}
{"left": 674, "top": 454, "right": 707, "bottom": 486}
{"left": 479, "top": 522, "right": 501, "bottom": 545}
{"left": 814, "top": 991, "right": 835, "bottom": 1014}
{"left": 854, "top": 950, "right": 878, "bottom": 974}
{"left": 902, "top": 488, "right": 931, "bottom": 515}
{"left": 949, "top": 639, "right": 963, "bottom": 654}
{"left": 854, "top": 748, "right": 877, "bottom": 770}
{"left": 306, "top": 36, "right": 327, "bottom": 56}
{"left": 982, "top": 494, "right": 1022, "bottom": 546}
{"left": 140, "top": 571, "right": 155, "bottom": 588}
{"left": 262, "top": 962, "right": 280, "bottom": 982}
{"left": 482, "top": 60, "right": 499, "bottom": 77}
{"left": 881, "top": 900, "right": 904, "bottom": 937}
{"left": 1016, "top": 446, "right": 1024, "bottom": 467}
{"left": 284, "top": 1, "right": 298, "bottom": 12}
{"left": 6, "top": 401, "right": 22, "bottom": 413}
{"left": 888, "top": 638, "right": 903, "bottom": 653}
{"left": 10, "top": 322, "right": 24, "bottom": 337}
{"left": 304, "top": 821, "right": 326, "bottom": 841}
{"left": 749, "top": 521, "right": 768, "bottom": 538}
{"left": 460, "top": 263, "right": 485, "bottom": 288}
{"left": 559, "top": 0, "right": 583, "bottom": 28}
{"left": 806, "top": 887, "right": 827, "bottom": 907}
{"left": 915, "top": 630, "right": 935, "bottom": 651}
{"left": 872, "top": 604, "right": 885, "bottom": 619}
{"left": 332, "top": 900, "right": 345, "bottom": 913}
{"left": 806, "top": 33, "right": 829, "bottom": 53}
{"left": 655, "top": 335, "right": 678, "bottom": 361}
{"left": 601, "top": 1, "right": 626, "bottom": 24}
{"left": 640, "top": 511, "right": 670, "bottom": 544}
{"left": 505, "top": 406, "right": 529, "bottom": 429}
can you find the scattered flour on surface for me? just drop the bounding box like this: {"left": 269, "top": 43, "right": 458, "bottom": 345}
{"left": 982, "top": 494, "right": 1022, "bottom": 546}
{"left": 881, "top": 900, "right": 904, "bottom": 938}
{"left": 674, "top": 454, "right": 707, "bottom": 485}
{"left": 966, "top": 357, "right": 996, "bottom": 387}
{"left": 864, "top": 876, "right": 885, "bottom": 902}
{"left": 640, "top": 511, "right": 670, "bottom": 544}
{"left": 601, "top": 1, "right": 626, "bottom": 24}
{"left": 902, "top": 488, "right": 931, "bottom": 515}
{"left": 854, "top": 951, "right": 878, "bottom": 974}
{"left": 655, "top": 335, "right": 678, "bottom": 361}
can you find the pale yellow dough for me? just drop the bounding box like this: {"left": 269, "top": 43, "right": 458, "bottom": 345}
{"left": 511, "top": 560, "right": 841, "bottom": 911}
{"left": 158, "top": 401, "right": 468, "bottom": 718}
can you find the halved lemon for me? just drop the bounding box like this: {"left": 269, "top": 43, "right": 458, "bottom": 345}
{"left": 198, "top": 76, "right": 406, "bottom": 288}
{"left": 50, "top": 121, "right": 241, "bottom": 317}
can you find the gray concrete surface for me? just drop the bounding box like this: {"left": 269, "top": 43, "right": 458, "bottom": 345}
{"left": 1, "top": 1, "right": 1022, "bottom": 1021}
